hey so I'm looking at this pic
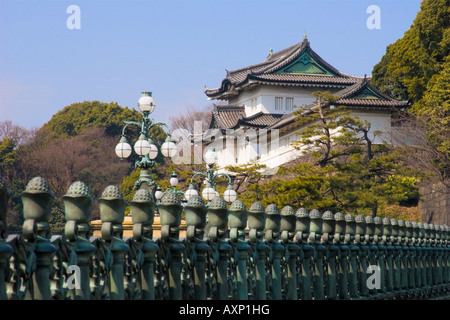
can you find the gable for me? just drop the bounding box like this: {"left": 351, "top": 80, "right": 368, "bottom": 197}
{"left": 352, "top": 86, "right": 384, "bottom": 100}
{"left": 275, "top": 49, "right": 339, "bottom": 76}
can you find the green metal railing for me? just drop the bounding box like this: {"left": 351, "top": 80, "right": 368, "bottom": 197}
{"left": 0, "top": 177, "right": 449, "bottom": 300}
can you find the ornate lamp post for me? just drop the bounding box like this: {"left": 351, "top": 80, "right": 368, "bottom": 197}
{"left": 184, "top": 147, "right": 237, "bottom": 203}
{"left": 114, "top": 92, "right": 177, "bottom": 192}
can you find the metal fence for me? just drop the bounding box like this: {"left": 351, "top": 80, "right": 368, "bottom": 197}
{"left": 0, "top": 177, "right": 449, "bottom": 300}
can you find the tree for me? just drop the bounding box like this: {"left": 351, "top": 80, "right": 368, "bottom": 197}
{"left": 0, "top": 138, "right": 17, "bottom": 180}
{"left": 41, "top": 100, "right": 143, "bottom": 138}
{"left": 371, "top": 0, "right": 450, "bottom": 191}
{"left": 371, "top": 0, "right": 450, "bottom": 103}
{"left": 230, "top": 91, "right": 422, "bottom": 217}
{"left": 169, "top": 104, "right": 214, "bottom": 133}
{"left": 406, "top": 59, "right": 450, "bottom": 187}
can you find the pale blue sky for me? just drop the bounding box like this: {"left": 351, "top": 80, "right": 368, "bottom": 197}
{"left": 0, "top": 0, "right": 422, "bottom": 130}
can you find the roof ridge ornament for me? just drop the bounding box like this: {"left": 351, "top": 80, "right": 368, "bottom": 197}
{"left": 267, "top": 47, "right": 273, "bottom": 60}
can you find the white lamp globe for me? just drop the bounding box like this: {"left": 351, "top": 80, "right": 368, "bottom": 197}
{"left": 202, "top": 184, "right": 216, "bottom": 201}
{"left": 138, "top": 92, "right": 155, "bottom": 114}
{"left": 161, "top": 138, "right": 177, "bottom": 158}
{"left": 184, "top": 184, "right": 198, "bottom": 201}
{"left": 204, "top": 148, "right": 217, "bottom": 165}
{"left": 155, "top": 186, "right": 164, "bottom": 201}
{"left": 115, "top": 137, "right": 132, "bottom": 159}
{"left": 148, "top": 142, "right": 159, "bottom": 160}
{"left": 134, "top": 136, "right": 152, "bottom": 156}
{"left": 170, "top": 172, "right": 179, "bottom": 187}
{"left": 223, "top": 185, "right": 237, "bottom": 203}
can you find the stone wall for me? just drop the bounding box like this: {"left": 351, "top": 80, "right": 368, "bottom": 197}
{"left": 419, "top": 182, "right": 450, "bottom": 225}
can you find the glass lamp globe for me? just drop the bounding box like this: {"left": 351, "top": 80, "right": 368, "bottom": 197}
{"left": 115, "top": 137, "right": 132, "bottom": 159}
{"left": 170, "top": 172, "right": 179, "bottom": 187}
{"left": 161, "top": 138, "right": 177, "bottom": 158}
{"left": 204, "top": 148, "right": 217, "bottom": 165}
{"left": 134, "top": 135, "right": 152, "bottom": 156}
{"left": 184, "top": 184, "right": 198, "bottom": 201}
{"left": 155, "top": 186, "right": 164, "bottom": 201}
{"left": 147, "top": 141, "right": 159, "bottom": 160}
{"left": 138, "top": 92, "right": 155, "bottom": 114}
{"left": 223, "top": 185, "right": 237, "bottom": 203}
{"left": 202, "top": 183, "right": 216, "bottom": 201}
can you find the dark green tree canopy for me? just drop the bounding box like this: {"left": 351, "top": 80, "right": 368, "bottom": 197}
{"left": 41, "top": 100, "right": 142, "bottom": 138}
{"left": 371, "top": 0, "right": 450, "bottom": 103}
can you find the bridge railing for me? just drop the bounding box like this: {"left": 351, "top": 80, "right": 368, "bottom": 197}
{"left": 0, "top": 177, "right": 448, "bottom": 300}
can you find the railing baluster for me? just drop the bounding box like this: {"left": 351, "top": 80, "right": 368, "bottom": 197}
{"left": 99, "top": 185, "right": 129, "bottom": 300}
{"left": 265, "top": 204, "right": 283, "bottom": 300}
{"left": 0, "top": 183, "right": 13, "bottom": 300}
{"left": 21, "top": 177, "right": 57, "bottom": 300}
{"left": 248, "top": 202, "right": 269, "bottom": 300}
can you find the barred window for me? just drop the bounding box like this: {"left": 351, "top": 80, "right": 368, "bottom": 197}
{"left": 275, "top": 97, "right": 283, "bottom": 111}
{"left": 286, "top": 97, "right": 294, "bottom": 112}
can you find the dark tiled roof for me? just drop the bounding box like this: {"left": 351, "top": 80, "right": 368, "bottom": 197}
{"left": 210, "top": 105, "right": 245, "bottom": 129}
{"left": 210, "top": 105, "right": 285, "bottom": 130}
{"left": 205, "top": 37, "right": 361, "bottom": 99}
{"left": 335, "top": 98, "right": 409, "bottom": 107}
{"left": 239, "top": 112, "right": 285, "bottom": 128}
{"left": 334, "top": 78, "right": 409, "bottom": 108}
{"left": 249, "top": 74, "right": 360, "bottom": 86}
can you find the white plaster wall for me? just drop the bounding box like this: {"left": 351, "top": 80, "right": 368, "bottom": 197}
{"left": 349, "top": 109, "right": 392, "bottom": 144}
{"left": 228, "top": 85, "right": 342, "bottom": 116}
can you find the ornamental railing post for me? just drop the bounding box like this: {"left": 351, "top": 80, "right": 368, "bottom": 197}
{"left": 21, "top": 177, "right": 57, "bottom": 300}
{"left": 437, "top": 225, "right": 445, "bottom": 286}
{"left": 355, "top": 215, "right": 368, "bottom": 299}
{"left": 404, "top": 221, "right": 416, "bottom": 295}
{"left": 345, "top": 214, "right": 359, "bottom": 299}
{"left": 417, "top": 222, "right": 428, "bottom": 294}
{"left": 382, "top": 217, "right": 394, "bottom": 294}
{"left": 295, "top": 208, "right": 313, "bottom": 300}
{"left": 411, "top": 222, "right": 421, "bottom": 291}
{"left": 207, "top": 196, "right": 231, "bottom": 300}
{"left": 62, "top": 181, "right": 96, "bottom": 300}
{"left": 99, "top": 185, "right": 130, "bottom": 300}
{"left": 322, "top": 211, "right": 337, "bottom": 300}
{"left": 398, "top": 220, "right": 408, "bottom": 294}
{"left": 280, "top": 205, "right": 299, "bottom": 300}
{"left": 248, "top": 202, "right": 268, "bottom": 300}
{"left": 390, "top": 218, "right": 401, "bottom": 294}
{"left": 373, "top": 217, "right": 386, "bottom": 296}
{"left": 429, "top": 224, "right": 438, "bottom": 288}
{"left": 184, "top": 194, "right": 208, "bottom": 300}
{"left": 441, "top": 225, "right": 448, "bottom": 286}
{"left": 229, "top": 199, "right": 250, "bottom": 300}
{"left": 444, "top": 226, "right": 450, "bottom": 289}
{"left": 264, "top": 204, "right": 283, "bottom": 300}
{"left": 158, "top": 191, "right": 184, "bottom": 300}
{"left": 423, "top": 223, "right": 433, "bottom": 290}
{"left": 0, "top": 182, "right": 13, "bottom": 300}
{"left": 364, "top": 216, "right": 377, "bottom": 298}
{"left": 130, "top": 188, "right": 159, "bottom": 300}
{"left": 309, "top": 209, "right": 325, "bottom": 300}
{"left": 334, "top": 212, "right": 349, "bottom": 300}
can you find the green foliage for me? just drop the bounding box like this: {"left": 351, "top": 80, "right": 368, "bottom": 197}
{"left": 412, "top": 58, "right": 450, "bottom": 159}
{"left": 232, "top": 91, "right": 421, "bottom": 217}
{"left": 371, "top": 0, "right": 450, "bottom": 103}
{"left": 42, "top": 100, "right": 142, "bottom": 138}
{"left": 0, "top": 138, "right": 17, "bottom": 178}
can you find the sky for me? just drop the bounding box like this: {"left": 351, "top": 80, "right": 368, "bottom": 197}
{"left": 0, "top": 0, "right": 423, "bottom": 130}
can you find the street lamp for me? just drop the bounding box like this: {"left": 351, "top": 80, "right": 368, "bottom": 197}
{"left": 185, "top": 147, "right": 237, "bottom": 203}
{"left": 154, "top": 172, "right": 187, "bottom": 207}
{"left": 115, "top": 92, "right": 177, "bottom": 190}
